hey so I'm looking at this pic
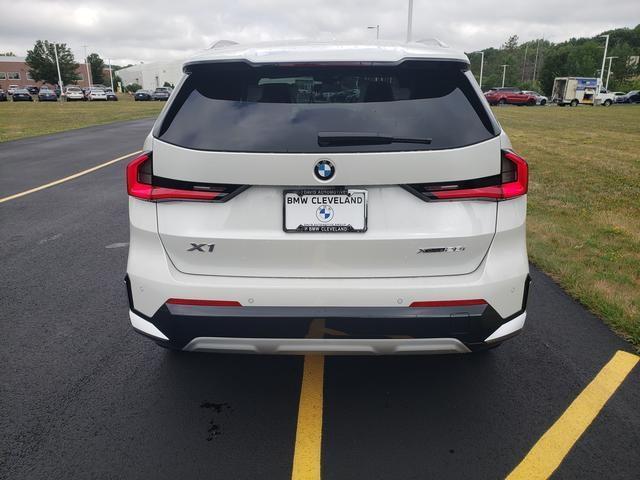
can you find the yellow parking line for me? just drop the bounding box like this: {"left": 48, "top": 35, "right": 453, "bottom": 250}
{"left": 507, "top": 350, "right": 639, "bottom": 480}
{"left": 292, "top": 319, "right": 326, "bottom": 480}
{"left": 291, "top": 355, "right": 325, "bottom": 480}
{"left": 0, "top": 150, "right": 142, "bottom": 204}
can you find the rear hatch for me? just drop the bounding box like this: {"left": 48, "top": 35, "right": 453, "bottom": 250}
{"left": 151, "top": 60, "right": 502, "bottom": 278}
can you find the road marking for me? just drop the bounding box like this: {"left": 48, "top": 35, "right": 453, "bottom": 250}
{"left": 0, "top": 150, "right": 142, "bottom": 204}
{"left": 292, "top": 355, "right": 324, "bottom": 480}
{"left": 105, "top": 242, "right": 129, "bottom": 249}
{"left": 507, "top": 350, "right": 639, "bottom": 480}
{"left": 292, "top": 320, "right": 326, "bottom": 480}
{"left": 37, "top": 233, "right": 62, "bottom": 245}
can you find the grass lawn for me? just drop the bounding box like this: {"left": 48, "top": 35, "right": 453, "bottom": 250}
{"left": 0, "top": 94, "right": 164, "bottom": 142}
{"left": 494, "top": 105, "right": 640, "bottom": 347}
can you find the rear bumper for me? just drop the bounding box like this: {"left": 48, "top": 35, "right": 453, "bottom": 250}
{"left": 126, "top": 275, "right": 529, "bottom": 354}
{"left": 126, "top": 194, "right": 529, "bottom": 354}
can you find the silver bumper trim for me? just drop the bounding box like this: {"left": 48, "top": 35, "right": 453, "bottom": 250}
{"left": 183, "top": 337, "right": 471, "bottom": 355}
{"left": 484, "top": 312, "right": 526, "bottom": 343}
{"left": 130, "top": 311, "right": 169, "bottom": 340}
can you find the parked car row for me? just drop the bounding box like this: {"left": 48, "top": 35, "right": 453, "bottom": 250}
{"left": 6, "top": 84, "right": 61, "bottom": 97}
{"left": 67, "top": 85, "right": 118, "bottom": 101}
{"left": 0, "top": 85, "right": 120, "bottom": 102}
{"left": 485, "top": 84, "right": 640, "bottom": 107}
{"left": 134, "top": 87, "right": 173, "bottom": 101}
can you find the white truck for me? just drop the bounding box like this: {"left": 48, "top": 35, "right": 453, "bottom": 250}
{"left": 552, "top": 77, "right": 615, "bottom": 106}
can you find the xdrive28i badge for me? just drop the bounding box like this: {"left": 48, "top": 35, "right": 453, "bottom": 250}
{"left": 314, "top": 159, "right": 335, "bottom": 181}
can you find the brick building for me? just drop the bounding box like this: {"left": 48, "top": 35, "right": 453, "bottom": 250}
{"left": 0, "top": 56, "right": 108, "bottom": 90}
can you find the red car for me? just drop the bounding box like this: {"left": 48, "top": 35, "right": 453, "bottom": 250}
{"left": 484, "top": 87, "right": 537, "bottom": 106}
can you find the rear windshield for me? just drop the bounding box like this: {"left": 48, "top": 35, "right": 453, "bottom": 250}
{"left": 156, "top": 61, "right": 498, "bottom": 153}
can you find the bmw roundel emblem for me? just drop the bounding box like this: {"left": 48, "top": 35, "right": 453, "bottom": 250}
{"left": 316, "top": 205, "right": 334, "bottom": 222}
{"left": 314, "top": 159, "right": 335, "bottom": 181}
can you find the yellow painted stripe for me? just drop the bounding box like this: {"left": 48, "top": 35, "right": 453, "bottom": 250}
{"left": 291, "top": 354, "right": 325, "bottom": 480}
{"left": 0, "top": 150, "right": 142, "bottom": 204}
{"left": 507, "top": 350, "right": 639, "bottom": 480}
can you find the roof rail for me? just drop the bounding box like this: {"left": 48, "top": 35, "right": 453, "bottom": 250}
{"left": 415, "top": 38, "right": 449, "bottom": 48}
{"left": 209, "top": 40, "right": 239, "bottom": 49}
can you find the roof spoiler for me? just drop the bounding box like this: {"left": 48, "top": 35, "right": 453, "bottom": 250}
{"left": 208, "top": 40, "right": 239, "bottom": 49}
{"left": 415, "top": 38, "right": 449, "bottom": 48}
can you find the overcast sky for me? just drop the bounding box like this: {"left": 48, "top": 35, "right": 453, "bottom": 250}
{"left": 0, "top": 0, "right": 637, "bottom": 65}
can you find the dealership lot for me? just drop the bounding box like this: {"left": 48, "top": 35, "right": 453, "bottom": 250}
{"left": 1, "top": 120, "right": 639, "bottom": 479}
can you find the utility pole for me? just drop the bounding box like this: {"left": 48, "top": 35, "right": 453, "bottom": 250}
{"left": 82, "top": 45, "right": 92, "bottom": 87}
{"left": 521, "top": 43, "right": 529, "bottom": 82}
{"left": 501, "top": 64, "right": 509, "bottom": 88}
{"left": 53, "top": 43, "right": 64, "bottom": 95}
{"left": 532, "top": 38, "right": 541, "bottom": 82}
{"left": 406, "top": 0, "right": 413, "bottom": 42}
{"left": 108, "top": 58, "right": 114, "bottom": 91}
{"left": 598, "top": 34, "right": 609, "bottom": 89}
{"left": 367, "top": 25, "right": 380, "bottom": 40}
{"left": 605, "top": 56, "right": 618, "bottom": 90}
{"left": 471, "top": 51, "right": 485, "bottom": 89}
{"left": 478, "top": 51, "right": 484, "bottom": 90}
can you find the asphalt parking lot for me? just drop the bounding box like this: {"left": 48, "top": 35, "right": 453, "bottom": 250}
{"left": 1, "top": 120, "right": 639, "bottom": 479}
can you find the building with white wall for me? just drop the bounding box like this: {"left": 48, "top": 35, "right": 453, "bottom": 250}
{"left": 116, "top": 42, "right": 240, "bottom": 90}
{"left": 117, "top": 59, "right": 184, "bottom": 90}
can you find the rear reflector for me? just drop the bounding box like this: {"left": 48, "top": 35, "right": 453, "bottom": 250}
{"left": 126, "top": 151, "right": 246, "bottom": 202}
{"left": 166, "top": 299, "right": 242, "bottom": 307}
{"left": 410, "top": 299, "right": 487, "bottom": 308}
{"left": 404, "top": 149, "right": 528, "bottom": 201}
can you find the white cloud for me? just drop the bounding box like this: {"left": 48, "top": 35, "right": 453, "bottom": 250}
{"left": 0, "top": 0, "right": 637, "bottom": 65}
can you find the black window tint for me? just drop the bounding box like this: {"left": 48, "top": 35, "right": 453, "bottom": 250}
{"left": 157, "top": 61, "right": 498, "bottom": 153}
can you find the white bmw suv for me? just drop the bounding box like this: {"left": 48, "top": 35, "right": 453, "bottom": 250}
{"left": 126, "top": 40, "right": 530, "bottom": 354}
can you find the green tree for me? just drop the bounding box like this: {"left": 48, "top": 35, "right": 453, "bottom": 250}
{"left": 468, "top": 25, "right": 640, "bottom": 95}
{"left": 502, "top": 35, "right": 519, "bottom": 51}
{"left": 25, "top": 40, "right": 79, "bottom": 85}
{"left": 0, "top": 51, "right": 16, "bottom": 56}
{"left": 125, "top": 83, "right": 142, "bottom": 93}
{"left": 539, "top": 46, "right": 569, "bottom": 94}
{"left": 607, "top": 43, "right": 639, "bottom": 90}
{"left": 112, "top": 75, "right": 123, "bottom": 92}
{"left": 87, "top": 53, "right": 105, "bottom": 85}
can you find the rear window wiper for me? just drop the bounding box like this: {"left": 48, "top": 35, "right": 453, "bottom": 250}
{"left": 318, "top": 131, "right": 432, "bottom": 147}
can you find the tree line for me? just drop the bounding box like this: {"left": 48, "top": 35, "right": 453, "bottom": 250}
{"left": 24, "top": 40, "right": 121, "bottom": 88}
{"left": 20, "top": 26, "right": 640, "bottom": 95}
{"left": 467, "top": 24, "right": 640, "bottom": 94}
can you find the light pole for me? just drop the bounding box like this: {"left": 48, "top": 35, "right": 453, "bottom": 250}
{"left": 53, "top": 43, "right": 64, "bottom": 95}
{"left": 532, "top": 38, "right": 541, "bottom": 82}
{"left": 479, "top": 52, "right": 484, "bottom": 89}
{"left": 367, "top": 25, "right": 380, "bottom": 40}
{"left": 472, "top": 51, "right": 485, "bottom": 89}
{"left": 598, "top": 34, "right": 609, "bottom": 89}
{"left": 521, "top": 43, "right": 529, "bottom": 82}
{"left": 501, "top": 64, "right": 509, "bottom": 88}
{"left": 108, "top": 58, "right": 114, "bottom": 91}
{"left": 82, "top": 45, "right": 92, "bottom": 87}
{"left": 605, "top": 56, "right": 618, "bottom": 90}
{"left": 406, "top": 0, "right": 413, "bottom": 42}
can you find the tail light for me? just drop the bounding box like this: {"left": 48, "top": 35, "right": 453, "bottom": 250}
{"left": 403, "top": 150, "right": 528, "bottom": 201}
{"left": 126, "top": 152, "right": 247, "bottom": 202}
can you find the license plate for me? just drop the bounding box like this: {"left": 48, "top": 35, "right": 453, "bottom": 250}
{"left": 283, "top": 189, "right": 368, "bottom": 232}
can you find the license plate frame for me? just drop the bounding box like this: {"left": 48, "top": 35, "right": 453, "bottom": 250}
{"left": 283, "top": 188, "right": 368, "bottom": 233}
